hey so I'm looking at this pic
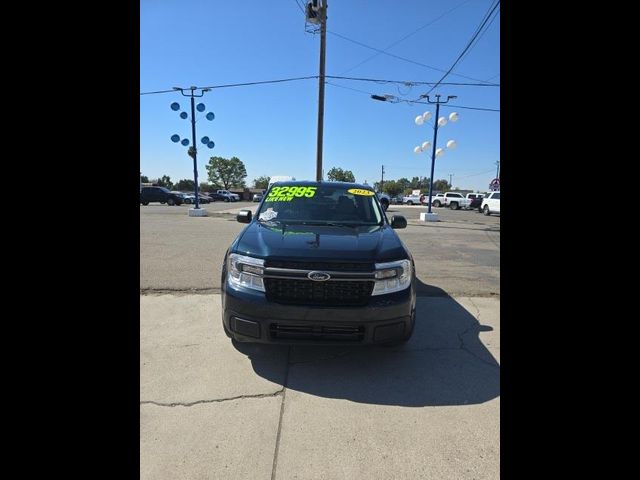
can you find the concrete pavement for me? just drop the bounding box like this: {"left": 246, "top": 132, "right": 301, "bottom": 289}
{"left": 140, "top": 294, "right": 499, "bottom": 479}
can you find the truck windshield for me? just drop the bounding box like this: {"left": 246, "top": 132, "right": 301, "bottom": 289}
{"left": 256, "top": 185, "right": 383, "bottom": 226}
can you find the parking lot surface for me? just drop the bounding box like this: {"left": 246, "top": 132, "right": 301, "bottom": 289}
{"left": 140, "top": 203, "right": 499, "bottom": 479}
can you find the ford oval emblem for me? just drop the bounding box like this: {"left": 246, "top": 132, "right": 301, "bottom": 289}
{"left": 308, "top": 271, "right": 331, "bottom": 281}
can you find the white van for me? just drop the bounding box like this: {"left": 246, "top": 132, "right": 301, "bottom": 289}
{"left": 481, "top": 191, "right": 500, "bottom": 215}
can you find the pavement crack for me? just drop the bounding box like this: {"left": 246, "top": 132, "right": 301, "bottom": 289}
{"left": 140, "top": 390, "right": 284, "bottom": 407}
{"left": 271, "top": 347, "right": 290, "bottom": 480}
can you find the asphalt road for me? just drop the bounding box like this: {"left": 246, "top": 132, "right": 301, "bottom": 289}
{"left": 140, "top": 203, "right": 499, "bottom": 296}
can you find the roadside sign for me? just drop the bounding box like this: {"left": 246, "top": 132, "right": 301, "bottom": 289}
{"left": 489, "top": 178, "right": 500, "bottom": 190}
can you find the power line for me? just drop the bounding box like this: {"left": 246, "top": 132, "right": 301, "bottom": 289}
{"left": 292, "top": 0, "right": 305, "bottom": 15}
{"left": 326, "top": 75, "right": 499, "bottom": 87}
{"left": 139, "top": 88, "right": 176, "bottom": 96}
{"left": 457, "top": 6, "right": 500, "bottom": 66}
{"left": 328, "top": 30, "right": 495, "bottom": 85}
{"left": 413, "top": 101, "right": 500, "bottom": 112}
{"left": 455, "top": 168, "right": 496, "bottom": 179}
{"left": 140, "top": 76, "right": 318, "bottom": 95}
{"left": 326, "top": 81, "right": 375, "bottom": 96}
{"left": 420, "top": 0, "right": 501, "bottom": 97}
{"left": 339, "top": 0, "right": 475, "bottom": 75}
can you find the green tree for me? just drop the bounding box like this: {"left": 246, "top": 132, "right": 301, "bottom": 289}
{"left": 205, "top": 156, "right": 247, "bottom": 189}
{"left": 140, "top": 175, "right": 149, "bottom": 183}
{"left": 199, "top": 182, "right": 214, "bottom": 192}
{"left": 383, "top": 180, "right": 404, "bottom": 197}
{"left": 253, "top": 175, "right": 271, "bottom": 189}
{"left": 396, "top": 177, "right": 410, "bottom": 192}
{"left": 173, "top": 178, "right": 196, "bottom": 191}
{"left": 326, "top": 167, "right": 355, "bottom": 182}
{"left": 432, "top": 179, "right": 451, "bottom": 192}
{"left": 155, "top": 175, "right": 173, "bottom": 189}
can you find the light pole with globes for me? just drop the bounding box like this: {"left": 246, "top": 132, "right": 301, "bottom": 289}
{"left": 414, "top": 94, "right": 459, "bottom": 221}
{"left": 170, "top": 86, "right": 216, "bottom": 216}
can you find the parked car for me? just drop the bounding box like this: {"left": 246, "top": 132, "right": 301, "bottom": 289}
{"left": 190, "top": 193, "right": 211, "bottom": 204}
{"left": 140, "top": 186, "right": 183, "bottom": 206}
{"left": 253, "top": 193, "right": 264, "bottom": 202}
{"left": 402, "top": 194, "right": 422, "bottom": 205}
{"left": 390, "top": 196, "right": 404, "bottom": 205}
{"left": 222, "top": 181, "right": 415, "bottom": 345}
{"left": 481, "top": 191, "right": 500, "bottom": 215}
{"left": 439, "top": 192, "right": 471, "bottom": 210}
{"left": 198, "top": 193, "right": 213, "bottom": 203}
{"left": 216, "top": 190, "right": 240, "bottom": 202}
{"left": 376, "top": 192, "right": 390, "bottom": 211}
{"left": 430, "top": 193, "right": 446, "bottom": 207}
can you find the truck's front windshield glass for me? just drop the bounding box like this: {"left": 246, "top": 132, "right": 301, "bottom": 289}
{"left": 256, "top": 185, "right": 383, "bottom": 226}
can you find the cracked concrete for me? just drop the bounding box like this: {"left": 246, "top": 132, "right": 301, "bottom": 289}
{"left": 141, "top": 294, "right": 499, "bottom": 479}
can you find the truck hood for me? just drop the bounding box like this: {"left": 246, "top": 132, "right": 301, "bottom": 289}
{"left": 233, "top": 222, "right": 408, "bottom": 263}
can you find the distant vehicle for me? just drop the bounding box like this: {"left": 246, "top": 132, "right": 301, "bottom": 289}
{"left": 481, "top": 191, "right": 500, "bottom": 215}
{"left": 198, "top": 193, "right": 213, "bottom": 203}
{"left": 252, "top": 193, "right": 263, "bottom": 202}
{"left": 390, "top": 196, "right": 404, "bottom": 205}
{"left": 430, "top": 193, "right": 446, "bottom": 207}
{"left": 441, "top": 192, "right": 471, "bottom": 210}
{"left": 467, "top": 193, "right": 487, "bottom": 211}
{"left": 140, "top": 186, "right": 183, "bottom": 206}
{"left": 402, "top": 194, "right": 422, "bottom": 205}
{"left": 376, "top": 192, "right": 390, "bottom": 211}
{"left": 215, "top": 190, "right": 240, "bottom": 202}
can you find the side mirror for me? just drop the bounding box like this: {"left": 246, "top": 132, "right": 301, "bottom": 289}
{"left": 237, "top": 210, "right": 252, "bottom": 223}
{"left": 390, "top": 215, "right": 407, "bottom": 229}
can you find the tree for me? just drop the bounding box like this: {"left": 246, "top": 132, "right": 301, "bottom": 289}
{"left": 205, "top": 156, "right": 247, "bottom": 189}
{"left": 253, "top": 176, "right": 271, "bottom": 189}
{"left": 199, "top": 182, "right": 214, "bottom": 192}
{"left": 396, "top": 177, "right": 410, "bottom": 192}
{"left": 140, "top": 175, "right": 149, "bottom": 183}
{"left": 432, "top": 179, "right": 451, "bottom": 192}
{"left": 155, "top": 175, "right": 173, "bottom": 189}
{"left": 173, "top": 179, "right": 196, "bottom": 191}
{"left": 326, "top": 167, "right": 355, "bottom": 182}
{"left": 383, "top": 180, "right": 404, "bottom": 197}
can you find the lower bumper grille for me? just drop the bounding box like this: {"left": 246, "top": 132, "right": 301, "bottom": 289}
{"left": 269, "top": 323, "right": 365, "bottom": 342}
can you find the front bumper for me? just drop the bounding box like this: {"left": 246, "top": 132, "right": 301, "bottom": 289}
{"left": 221, "top": 280, "right": 416, "bottom": 345}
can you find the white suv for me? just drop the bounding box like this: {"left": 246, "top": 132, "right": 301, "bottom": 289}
{"left": 481, "top": 191, "right": 500, "bottom": 215}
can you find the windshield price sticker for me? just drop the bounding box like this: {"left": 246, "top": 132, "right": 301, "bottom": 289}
{"left": 347, "top": 188, "right": 374, "bottom": 196}
{"left": 265, "top": 186, "right": 317, "bottom": 202}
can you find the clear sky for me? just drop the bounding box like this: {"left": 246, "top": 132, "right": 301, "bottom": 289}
{"left": 140, "top": 0, "right": 499, "bottom": 192}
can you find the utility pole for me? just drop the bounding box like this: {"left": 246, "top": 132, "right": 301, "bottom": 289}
{"left": 381, "top": 164, "right": 385, "bottom": 192}
{"left": 449, "top": 173, "right": 453, "bottom": 189}
{"left": 307, "top": 0, "right": 328, "bottom": 182}
{"left": 495, "top": 160, "right": 500, "bottom": 179}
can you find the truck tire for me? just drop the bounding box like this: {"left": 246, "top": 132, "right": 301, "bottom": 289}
{"left": 141, "top": 201, "right": 149, "bottom": 206}
{"left": 224, "top": 198, "right": 230, "bottom": 202}
{"left": 450, "top": 202, "right": 458, "bottom": 210}
{"left": 433, "top": 200, "right": 441, "bottom": 207}
{"left": 407, "top": 200, "right": 413, "bottom": 205}
{"left": 483, "top": 205, "right": 491, "bottom": 216}
{"left": 167, "top": 198, "right": 175, "bottom": 206}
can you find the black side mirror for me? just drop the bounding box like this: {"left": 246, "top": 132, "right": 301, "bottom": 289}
{"left": 390, "top": 215, "right": 407, "bottom": 229}
{"left": 237, "top": 210, "right": 252, "bottom": 223}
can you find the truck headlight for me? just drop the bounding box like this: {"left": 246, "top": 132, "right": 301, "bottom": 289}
{"left": 227, "top": 253, "right": 265, "bottom": 292}
{"left": 372, "top": 259, "right": 412, "bottom": 296}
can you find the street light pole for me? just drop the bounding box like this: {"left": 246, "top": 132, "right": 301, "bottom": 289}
{"left": 171, "top": 86, "right": 215, "bottom": 216}
{"left": 189, "top": 93, "right": 200, "bottom": 209}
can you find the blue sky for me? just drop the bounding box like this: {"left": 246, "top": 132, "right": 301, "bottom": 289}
{"left": 140, "top": 0, "right": 499, "bottom": 192}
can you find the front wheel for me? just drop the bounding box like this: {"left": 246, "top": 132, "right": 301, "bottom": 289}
{"left": 450, "top": 202, "right": 458, "bottom": 210}
{"left": 483, "top": 205, "right": 491, "bottom": 215}
{"left": 141, "top": 201, "right": 149, "bottom": 206}
{"left": 167, "top": 198, "right": 175, "bottom": 206}
{"left": 433, "top": 200, "right": 441, "bottom": 207}
{"left": 407, "top": 200, "right": 413, "bottom": 206}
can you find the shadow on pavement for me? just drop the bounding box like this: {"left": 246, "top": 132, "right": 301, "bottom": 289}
{"left": 232, "top": 280, "right": 499, "bottom": 407}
